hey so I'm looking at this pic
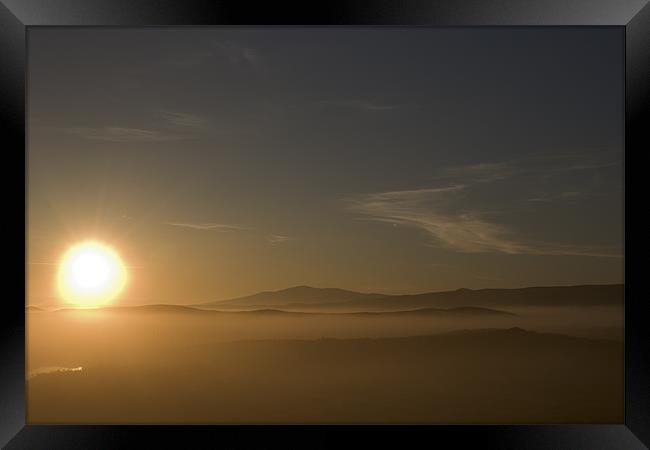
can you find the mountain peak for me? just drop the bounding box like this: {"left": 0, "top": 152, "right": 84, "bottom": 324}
{"left": 282, "top": 285, "right": 320, "bottom": 291}
{"left": 507, "top": 326, "right": 527, "bottom": 332}
{"left": 204, "top": 285, "right": 387, "bottom": 307}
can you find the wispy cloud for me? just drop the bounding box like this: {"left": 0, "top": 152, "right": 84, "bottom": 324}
{"left": 66, "top": 110, "right": 206, "bottom": 143}
{"left": 165, "top": 41, "right": 263, "bottom": 70}
{"left": 213, "top": 41, "right": 263, "bottom": 70}
{"left": 317, "top": 99, "right": 397, "bottom": 112}
{"left": 267, "top": 234, "right": 297, "bottom": 245}
{"left": 348, "top": 185, "right": 527, "bottom": 254}
{"left": 67, "top": 127, "right": 190, "bottom": 143}
{"left": 164, "top": 222, "right": 253, "bottom": 232}
{"left": 157, "top": 111, "right": 206, "bottom": 129}
{"left": 346, "top": 156, "right": 621, "bottom": 258}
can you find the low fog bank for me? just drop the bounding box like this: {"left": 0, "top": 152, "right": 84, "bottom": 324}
{"left": 28, "top": 304, "right": 623, "bottom": 423}
{"left": 28, "top": 304, "right": 623, "bottom": 355}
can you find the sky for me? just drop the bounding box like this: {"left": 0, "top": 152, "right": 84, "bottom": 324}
{"left": 27, "top": 28, "right": 624, "bottom": 305}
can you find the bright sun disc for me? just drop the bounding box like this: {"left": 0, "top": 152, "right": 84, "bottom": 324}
{"left": 57, "top": 240, "right": 128, "bottom": 307}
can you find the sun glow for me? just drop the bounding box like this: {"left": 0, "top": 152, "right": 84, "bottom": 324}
{"left": 57, "top": 240, "right": 128, "bottom": 307}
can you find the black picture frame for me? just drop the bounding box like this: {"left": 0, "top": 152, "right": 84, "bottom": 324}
{"left": 2, "top": 1, "right": 649, "bottom": 448}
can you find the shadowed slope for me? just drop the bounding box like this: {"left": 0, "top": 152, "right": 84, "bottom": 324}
{"left": 28, "top": 327, "right": 623, "bottom": 423}
{"left": 200, "top": 285, "right": 388, "bottom": 307}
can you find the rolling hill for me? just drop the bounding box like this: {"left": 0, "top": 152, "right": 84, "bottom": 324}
{"left": 50, "top": 304, "right": 516, "bottom": 318}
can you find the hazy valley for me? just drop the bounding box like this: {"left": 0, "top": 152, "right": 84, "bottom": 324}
{"left": 27, "top": 284, "right": 623, "bottom": 423}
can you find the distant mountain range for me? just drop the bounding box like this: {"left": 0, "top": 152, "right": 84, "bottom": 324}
{"left": 195, "top": 283, "right": 623, "bottom": 311}
{"left": 27, "top": 284, "right": 623, "bottom": 313}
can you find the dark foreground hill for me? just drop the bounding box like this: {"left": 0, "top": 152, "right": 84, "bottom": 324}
{"left": 28, "top": 327, "right": 622, "bottom": 423}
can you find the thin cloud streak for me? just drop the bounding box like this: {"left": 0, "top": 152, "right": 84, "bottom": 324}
{"left": 165, "top": 41, "right": 263, "bottom": 69}
{"left": 267, "top": 234, "right": 297, "bottom": 245}
{"left": 527, "top": 191, "right": 584, "bottom": 203}
{"left": 164, "top": 222, "right": 253, "bottom": 232}
{"left": 67, "top": 127, "right": 190, "bottom": 143}
{"left": 317, "top": 99, "right": 397, "bottom": 112}
{"left": 433, "top": 162, "right": 515, "bottom": 183}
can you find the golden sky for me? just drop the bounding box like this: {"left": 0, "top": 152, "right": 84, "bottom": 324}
{"left": 27, "top": 28, "right": 623, "bottom": 306}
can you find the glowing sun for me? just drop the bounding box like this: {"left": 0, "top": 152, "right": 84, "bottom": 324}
{"left": 57, "top": 240, "right": 128, "bottom": 307}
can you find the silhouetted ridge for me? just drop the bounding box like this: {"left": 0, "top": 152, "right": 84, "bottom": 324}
{"left": 196, "top": 283, "right": 623, "bottom": 310}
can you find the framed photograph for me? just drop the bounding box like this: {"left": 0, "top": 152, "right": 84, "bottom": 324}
{"left": 2, "top": 0, "right": 649, "bottom": 448}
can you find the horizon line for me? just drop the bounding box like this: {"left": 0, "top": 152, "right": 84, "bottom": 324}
{"left": 27, "top": 281, "right": 624, "bottom": 308}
